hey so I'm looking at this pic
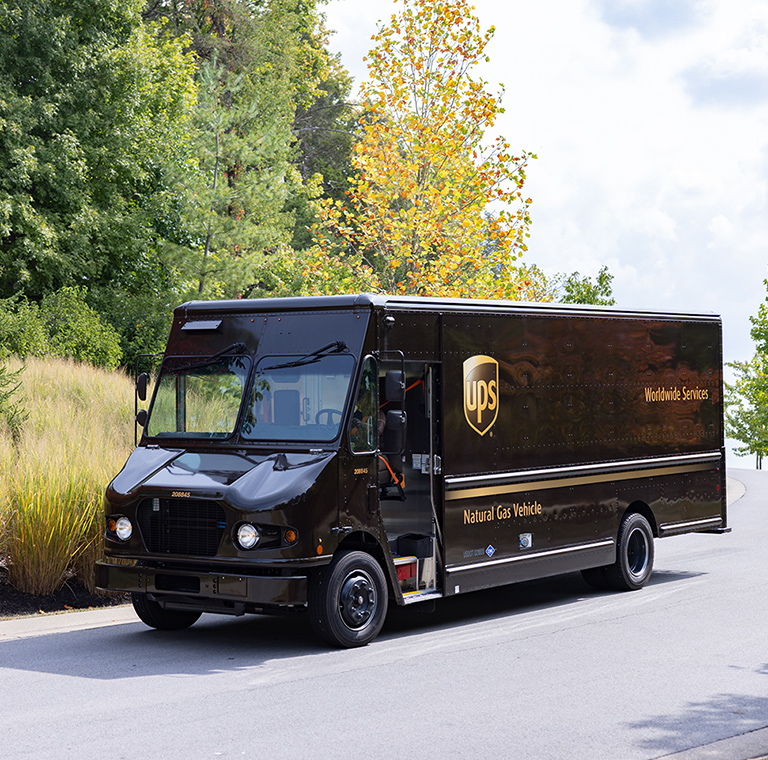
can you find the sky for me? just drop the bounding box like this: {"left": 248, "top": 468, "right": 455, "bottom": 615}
{"left": 323, "top": 0, "right": 768, "bottom": 467}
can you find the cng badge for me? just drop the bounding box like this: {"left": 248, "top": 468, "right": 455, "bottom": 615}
{"left": 463, "top": 355, "right": 499, "bottom": 436}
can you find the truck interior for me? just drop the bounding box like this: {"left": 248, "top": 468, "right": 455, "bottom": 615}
{"left": 379, "top": 363, "right": 442, "bottom": 602}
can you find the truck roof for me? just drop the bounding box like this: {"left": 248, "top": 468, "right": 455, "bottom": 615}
{"left": 176, "top": 293, "right": 721, "bottom": 323}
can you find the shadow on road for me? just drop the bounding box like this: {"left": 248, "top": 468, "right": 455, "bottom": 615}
{"left": 0, "top": 566, "right": 705, "bottom": 682}
{"left": 626, "top": 691, "right": 768, "bottom": 756}
{"left": 646, "top": 568, "right": 707, "bottom": 586}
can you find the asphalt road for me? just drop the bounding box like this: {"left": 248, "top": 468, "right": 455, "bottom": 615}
{"left": 1, "top": 469, "right": 766, "bottom": 760}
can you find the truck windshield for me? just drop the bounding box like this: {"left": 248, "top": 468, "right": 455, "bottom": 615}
{"left": 146, "top": 355, "right": 251, "bottom": 439}
{"left": 241, "top": 354, "right": 355, "bottom": 442}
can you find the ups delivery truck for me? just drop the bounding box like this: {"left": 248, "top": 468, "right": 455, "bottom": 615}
{"left": 95, "top": 294, "right": 727, "bottom": 647}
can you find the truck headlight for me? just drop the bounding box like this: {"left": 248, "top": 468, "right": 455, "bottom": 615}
{"left": 115, "top": 516, "right": 133, "bottom": 542}
{"left": 236, "top": 523, "right": 260, "bottom": 550}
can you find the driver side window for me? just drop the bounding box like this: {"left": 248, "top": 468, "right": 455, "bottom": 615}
{"left": 349, "top": 357, "right": 378, "bottom": 454}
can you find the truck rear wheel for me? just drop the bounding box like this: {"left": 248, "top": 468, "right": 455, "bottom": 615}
{"left": 604, "top": 512, "right": 654, "bottom": 591}
{"left": 308, "top": 551, "right": 388, "bottom": 648}
{"left": 132, "top": 593, "right": 202, "bottom": 631}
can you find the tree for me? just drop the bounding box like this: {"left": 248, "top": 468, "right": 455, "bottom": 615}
{"left": 147, "top": 0, "right": 335, "bottom": 299}
{"left": 725, "top": 278, "right": 768, "bottom": 467}
{"left": 173, "top": 53, "right": 295, "bottom": 299}
{"left": 313, "top": 0, "right": 535, "bottom": 298}
{"left": 249, "top": 246, "right": 382, "bottom": 298}
{"left": 0, "top": 0, "right": 195, "bottom": 301}
{"left": 558, "top": 265, "right": 615, "bottom": 305}
{"left": 725, "top": 356, "right": 768, "bottom": 468}
{"left": 39, "top": 287, "right": 123, "bottom": 369}
{"left": 289, "top": 33, "right": 356, "bottom": 251}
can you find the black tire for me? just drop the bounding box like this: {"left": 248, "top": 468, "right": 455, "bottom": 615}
{"left": 308, "top": 551, "right": 388, "bottom": 648}
{"left": 132, "top": 593, "right": 202, "bottom": 631}
{"left": 581, "top": 566, "right": 610, "bottom": 590}
{"left": 604, "top": 512, "right": 654, "bottom": 591}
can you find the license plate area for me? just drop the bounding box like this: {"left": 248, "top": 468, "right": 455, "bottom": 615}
{"left": 155, "top": 573, "right": 200, "bottom": 594}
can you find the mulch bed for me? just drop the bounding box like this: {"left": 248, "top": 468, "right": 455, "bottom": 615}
{"left": 0, "top": 565, "right": 129, "bottom": 619}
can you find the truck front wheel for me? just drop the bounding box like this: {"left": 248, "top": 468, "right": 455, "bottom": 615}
{"left": 308, "top": 551, "right": 388, "bottom": 648}
{"left": 131, "top": 593, "right": 202, "bottom": 631}
{"left": 604, "top": 512, "right": 654, "bottom": 591}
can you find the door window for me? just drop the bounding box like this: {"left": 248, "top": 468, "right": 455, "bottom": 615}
{"left": 348, "top": 357, "right": 379, "bottom": 453}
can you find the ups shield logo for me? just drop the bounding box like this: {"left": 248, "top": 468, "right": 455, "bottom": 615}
{"left": 463, "top": 355, "right": 499, "bottom": 436}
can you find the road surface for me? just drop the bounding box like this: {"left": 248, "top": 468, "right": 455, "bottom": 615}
{"left": 1, "top": 470, "right": 766, "bottom": 760}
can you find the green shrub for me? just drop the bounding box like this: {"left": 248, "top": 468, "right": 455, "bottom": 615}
{"left": 40, "top": 287, "right": 123, "bottom": 370}
{"left": 0, "top": 297, "right": 50, "bottom": 359}
{"left": 0, "top": 287, "right": 123, "bottom": 369}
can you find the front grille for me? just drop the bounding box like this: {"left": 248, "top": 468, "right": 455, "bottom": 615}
{"left": 137, "top": 498, "right": 226, "bottom": 557}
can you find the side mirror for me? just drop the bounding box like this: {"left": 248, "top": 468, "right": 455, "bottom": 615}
{"left": 385, "top": 370, "right": 405, "bottom": 403}
{"left": 382, "top": 409, "right": 406, "bottom": 453}
{"left": 136, "top": 409, "right": 148, "bottom": 428}
{"left": 136, "top": 372, "right": 149, "bottom": 402}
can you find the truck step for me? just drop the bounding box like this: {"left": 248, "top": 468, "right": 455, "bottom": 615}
{"left": 401, "top": 589, "right": 443, "bottom": 605}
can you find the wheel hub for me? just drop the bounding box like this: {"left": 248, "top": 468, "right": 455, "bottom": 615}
{"left": 339, "top": 571, "right": 376, "bottom": 630}
{"left": 627, "top": 527, "right": 649, "bottom": 577}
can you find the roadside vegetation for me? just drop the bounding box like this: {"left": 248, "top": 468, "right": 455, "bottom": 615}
{"left": 0, "top": 0, "right": 619, "bottom": 601}
{"left": 726, "top": 278, "right": 768, "bottom": 468}
{"left": 0, "top": 356, "right": 133, "bottom": 595}
{"left": 1, "top": 0, "right": 614, "bottom": 371}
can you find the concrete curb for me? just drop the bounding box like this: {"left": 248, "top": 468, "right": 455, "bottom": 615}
{"left": 659, "top": 726, "right": 768, "bottom": 760}
{"left": 727, "top": 476, "right": 746, "bottom": 506}
{"left": 0, "top": 604, "right": 137, "bottom": 641}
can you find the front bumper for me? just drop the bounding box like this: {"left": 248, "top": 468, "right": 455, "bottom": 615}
{"left": 95, "top": 561, "right": 308, "bottom": 613}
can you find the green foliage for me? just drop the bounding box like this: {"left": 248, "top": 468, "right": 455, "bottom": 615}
{"left": 292, "top": 55, "right": 355, "bottom": 202}
{"left": 748, "top": 280, "right": 768, "bottom": 355}
{"left": 0, "top": 287, "right": 122, "bottom": 368}
{"left": 172, "top": 51, "right": 295, "bottom": 299}
{"left": 0, "top": 0, "right": 365, "bottom": 357}
{"left": 0, "top": 0, "right": 196, "bottom": 366}
{"left": 726, "top": 278, "right": 768, "bottom": 467}
{"left": 39, "top": 287, "right": 123, "bottom": 369}
{"left": 0, "top": 0, "right": 195, "bottom": 297}
{"left": 147, "top": 0, "right": 343, "bottom": 299}
{"left": 0, "top": 296, "right": 49, "bottom": 358}
{"left": 725, "top": 356, "right": 768, "bottom": 467}
{"left": 249, "top": 246, "right": 381, "bottom": 298}
{"left": 289, "top": 22, "right": 357, "bottom": 249}
{"left": 558, "top": 266, "right": 616, "bottom": 305}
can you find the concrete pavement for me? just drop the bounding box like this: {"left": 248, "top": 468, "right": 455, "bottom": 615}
{"left": 1, "top": 475, "right": 762, "bottom": 760}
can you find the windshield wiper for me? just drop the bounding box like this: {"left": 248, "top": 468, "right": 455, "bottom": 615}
{"left": 172, "top": 342, "right": 248, "bottom": 372}
{"left": 263, "top": 341, "right": 348, "bottom": 370}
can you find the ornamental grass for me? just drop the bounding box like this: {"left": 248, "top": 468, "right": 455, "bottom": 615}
{"left": 0, "top": 356, "right": 134, "bottom": 595}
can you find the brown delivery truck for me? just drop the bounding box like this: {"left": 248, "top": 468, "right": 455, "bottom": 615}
{"left": 95, "top": 294, "right": 727, "bottom": 647}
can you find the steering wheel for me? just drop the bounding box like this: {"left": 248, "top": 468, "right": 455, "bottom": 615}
{"left": 315, "top": 408, "right": 343, "bottom": 425}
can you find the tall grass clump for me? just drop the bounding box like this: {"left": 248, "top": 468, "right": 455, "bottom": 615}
{"left": 0, "top": 356, "right": 134, "bottom": 595}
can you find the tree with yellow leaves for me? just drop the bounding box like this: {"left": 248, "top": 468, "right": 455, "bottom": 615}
{"left": 313, "top": 0, "right": 535, "bottom": 298}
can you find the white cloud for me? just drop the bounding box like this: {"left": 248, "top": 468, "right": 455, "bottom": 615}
{"left": 707, "top": 214, "right": 733, "bottom": 247}
{"left": 594, "top": 0, "right": 708, "bottom": 39}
